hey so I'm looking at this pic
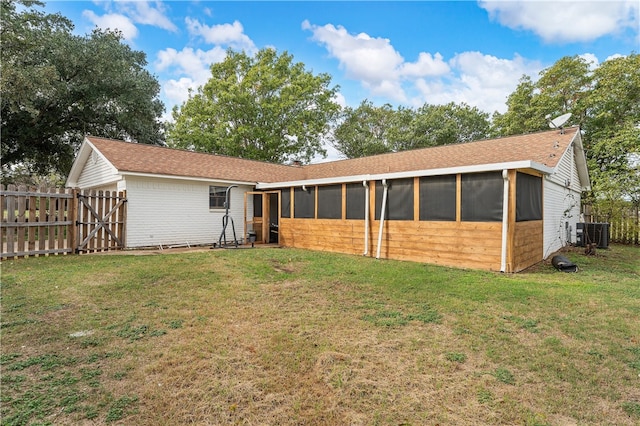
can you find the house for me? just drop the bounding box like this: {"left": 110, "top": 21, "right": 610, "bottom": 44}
{"left": 66, "top": 127, "right": 590, "bottom": 272}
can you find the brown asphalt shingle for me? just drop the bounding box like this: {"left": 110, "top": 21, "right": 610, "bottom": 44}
{"left": 302, "top": 128, "right": 578, "bottom": 180}
{"left": 87, "top": 128, "right": 578, "bottom": 184}
{"left": 86, "top": 136, "right": 305, "bottom": 183}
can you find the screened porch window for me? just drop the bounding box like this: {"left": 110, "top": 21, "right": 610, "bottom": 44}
{"left": 516, "top": 172, "right": 543, "bottom": 221}
{"left": 419, "top": 175, "right": 456, "bottom": 221}
{"left": 461, "top": 172, "right": 503, "bottom": 222}
{"left": 374, "top": 178, "right": 414, "bottom": 221}
{"left": 346, "top": 183, "right": 366, "bottom": 220}
{"left": 317, "top": 185, "right": 342, "bottom": 219}
{"left": 294, "top": 186, "right": 315, "bottom": 218}
{"left": 281, "top": 188, "right": 291, "bottom": 218}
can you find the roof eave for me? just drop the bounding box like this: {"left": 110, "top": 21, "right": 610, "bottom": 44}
{"left": 256, "top": 160, "right": 555, "bottom": 189}
{"left": 119, "top": 171, "right": 258, "bottom": 186}
{"left": 572, "top": 131, "right": 592, "bottom": 191}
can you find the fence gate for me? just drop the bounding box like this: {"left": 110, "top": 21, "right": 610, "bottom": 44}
{"left": 76, "top": 190, "right": 127, "bottom": 253}
{"left": 1, "top": 185, "right": 127, "bottom": 259}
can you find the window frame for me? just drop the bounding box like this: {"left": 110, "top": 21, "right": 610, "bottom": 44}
{"left": 209, "top": 186, "right": 227, "bottom": 210}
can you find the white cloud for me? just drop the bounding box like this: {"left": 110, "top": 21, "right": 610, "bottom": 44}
{"left": 303, "top": 20, "right": 531, "bottom": 113}
{"left": 82, "top": 10, "right": 138, "bottom": 40}
{"left": 82, "top": 1, "right": 177, "bottom": 41}
{"left": 156, "top": 46, "right": 227, "bottom": 106}
{"left": 605, "top": 53, "right": 625, "bottom": 61}
{"left": 163, "top": 77, "right": 198, "bottom": 111}
{"left": 479, "top": 0, "right": 640, "bottom": 43}
{"left": 156, "top": 17, "right": 258, "bottom": 113}
{"left": 444, "top": 52, "right": 542, "bottom": 113}
{"left": 303, "top": 20, "right": 451, "bottom": 102}
{"left": 578, "top": 53, "right": 600, "bottom": 70}
{"left": 117, "top": 1, "right": 178, "bottom": 32}
{"left": 400, "top": 52, "right": 450, "bottom": 78}
{"left": 186, "top": 18, "right": 256, "bottom": 52}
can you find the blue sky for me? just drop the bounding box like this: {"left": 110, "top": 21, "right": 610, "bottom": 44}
{"left": 46, "top": 0, "right": 639, "bottom": 122}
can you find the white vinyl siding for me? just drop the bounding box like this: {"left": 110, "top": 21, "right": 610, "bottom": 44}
{"left": 124, "top": 176, "right": 253, "bottom": 248}
{"left": 76, "top": 150, "right": 120, "bottom": 189}
{"left": 543, "top": 144, "right": 582, "bottom": 258}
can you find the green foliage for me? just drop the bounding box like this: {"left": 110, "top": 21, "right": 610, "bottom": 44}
{"left": 492, "top": 53, "right": 640, "bottom": 210}
{"left": 332, "top": 101, "right": 398, "bottom": 158}
{"left": 105, "top": 395, "right": 138, "bottom": 422}
{"left": 0, "top": 0, "right": 165, "bottom": 177}
{"left": 445, "top": 352, "right": 467, "bottom": 363}
{"left": 622, "top": 401, "right": 640, "bottom": 418}
{"left": 332, "top": 100, "right": 490, "bottom": 158}
{"left": 491, "top": 56, "right": 591, "bottom": 137}
{"left": 493, "top": 367, "right": 515, "bottom": 385}
{"left": 168, "top": 48, "right": 341, "bottom": 164}
{"left": 491, "top": 76, "right": 539, "bottom": 136}
{"left": 584, "top": 54, "right": 640, "bottom": 207}
{"left": 361, "top": 303, "right": 441, "bottom": 327}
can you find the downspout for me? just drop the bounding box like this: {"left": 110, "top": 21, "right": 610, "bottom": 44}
{"left": 500, "top": 170, "right": 509, "bottom": 272}
{"left": 363, "top": 180, "right": 369, "bottom": 256}
{"left": 376, "top": 179, "right": 389, "bottom": 259}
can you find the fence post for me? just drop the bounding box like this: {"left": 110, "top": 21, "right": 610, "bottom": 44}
{"left": 69, "top": 188, "right": 78, "bottom": 254}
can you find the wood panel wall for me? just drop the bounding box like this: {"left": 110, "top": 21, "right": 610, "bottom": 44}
{"left": 511, "top": 220, "right": 544, "bottom": 272}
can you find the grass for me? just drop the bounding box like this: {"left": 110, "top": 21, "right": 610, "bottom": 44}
{"left": 1, "top": 244, "right": 639, "bottom": 425}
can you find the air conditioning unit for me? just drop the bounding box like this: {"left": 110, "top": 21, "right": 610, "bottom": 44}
{"left": 576, "top": 223, "right": 610, "bottom": 248}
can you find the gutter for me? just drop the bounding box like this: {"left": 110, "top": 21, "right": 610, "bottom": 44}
{"left": 255, "top": 160, "right": 554, "bottom": 190}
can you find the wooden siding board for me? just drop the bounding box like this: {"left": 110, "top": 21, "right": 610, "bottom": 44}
{"left": 279, "top": 217, "right": 503, "bottom": 271}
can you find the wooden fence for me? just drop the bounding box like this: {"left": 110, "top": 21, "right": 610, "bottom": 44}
{"left": 583, "top": 204, "right": 639, "bottom": 245}
{"left": 1, "top": 185, "right": 127, "bottom": 259}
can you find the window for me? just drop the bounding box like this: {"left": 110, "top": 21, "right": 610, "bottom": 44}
{"left": 294, "top": 186, "right": 315, "bottom": 218}
{"left": 253, "top": 193, "right": 263, "bottom": 217}
{"left": 516, "top": 172, "right": 542, "bottom": 221}
{"left": 461, "top": 172, "right": 503, "bottom": 222}
{"left": 209, "top": 186, "right": 227, "bottom": 209}
{"left": 419, "top": 175, "right": 456, "bottom": 221}
{"left": 317, "top": 185, "right": 342, "bottom": 219}
{"left": 375, "top": 178, "right": 414, "bottom": 221}
{"left": 346, "top": 183, "right": 366, "bottom": 220}
{"left": 281, "top": 188, "right": 291, "bottom": 218}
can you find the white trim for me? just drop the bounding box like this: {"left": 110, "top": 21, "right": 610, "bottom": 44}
{"left": 256, "top": 160, "right": 554, "bottom": 189}
{"left": 119, "top": 171, "right": 257, "bottom": 186}
{"left": 66, "top": 137, "right": 119, "bottom": 187}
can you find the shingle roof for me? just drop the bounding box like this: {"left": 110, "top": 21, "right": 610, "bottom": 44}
{"left": 85, "top": 128, "right": 579, "bottom": 184}
{"left": 302, "top": 128, "right": 579, "bottom": 180}
{"left": 86, "top": 136, "right": 305, "bottom": 183}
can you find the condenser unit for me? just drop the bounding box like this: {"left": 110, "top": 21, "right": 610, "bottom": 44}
{"left": 576, "top": 222, "right": 610, "bottom": 248}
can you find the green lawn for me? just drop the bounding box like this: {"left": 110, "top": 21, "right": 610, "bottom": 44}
{"left": 1, "top": 245, "right": 639, "bottom": 425}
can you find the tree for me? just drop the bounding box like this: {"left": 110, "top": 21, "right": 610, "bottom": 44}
{"left": 407, "top": 102, "right": 490, "bottom": 149}
{"left": 493, "top": 53, "right": 639, "bottom": 223}
{"left": 491, "top": 76, "right": 538, "bottom": 136}
{"left": 490, "top": 56, "right": 592, "bottom": 137}
{"left": 583, "top": 54, "right": 640, "bottom": 208}
{"left": 332, "top": 101, "right": 490, "bottom": 159}
{"left": 331, "top": 101, "right": 397, "bottom": 158}
{"left": 1, "top": 0, "right": 164, "bottom": 179}
{"left": 167, "top": 48, "right": 341, "bottom": 164}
